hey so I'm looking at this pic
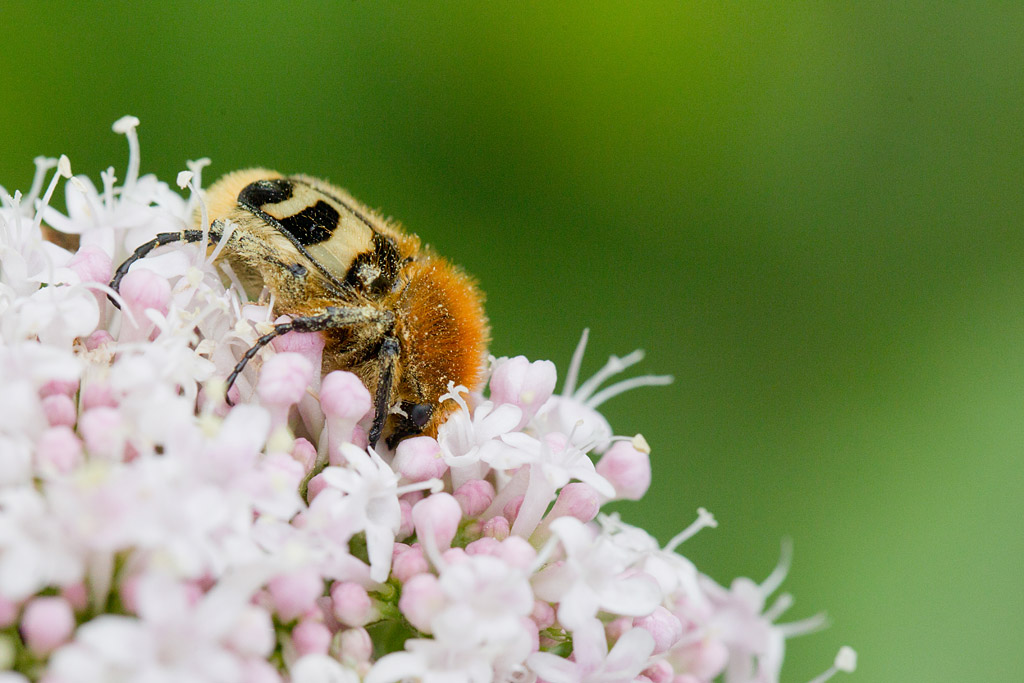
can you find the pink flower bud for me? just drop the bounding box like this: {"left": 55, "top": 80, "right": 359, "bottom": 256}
{"left": 530, "top": 600, "right": 555, "bottom": 630}
{"left": 521, "top": 616, "right": 540, "bottom": 653}
{"left": 330, "top": 582, "right": 374, "bottom": 627}
{"left": 36, "top": 426, "right": 83, "bottom": 474}
{"left": 257, "top": 352, "right": 314, "bottom": 428}
{"left": 393, "top": 436, "right": 446, "bottom": 482}
{"left": 441, "top": 547, "right": 468, "bottom": 565}
{"left": 398, "top": 573, "right": 443, "bottom": 633}
{"left": 120, "top": 268, "right": 170, "bottom": 314}
{"left": 291, "top": 437, "right": 317, "bottom": 473}
{"left": 271, "top": 324, "right": 326, "bottom": 368}
{"left": 391, "top": 544, "right": 428, "bottom": 583}
{"left": 503, "top": 495, "right": 524, "bottom": 522}
{"left": 320, "top": 371, "right": 371, "bottom": 449}
{"left": 465, "top": 537, "right": 500, "bottom": 557}
{"left": 338, "top": 627, "right": 373, "bottom": 665}
{"left": 20, "top": 597, "right": 75, "bottom": 654}
{"left": 305, "top": 473, "right": 329, "bottom": 502}
{"left": 634, "top": 607, "right": 683, "bottom": 654}
{"left": 84, "top": 329, "right": 114, "bottom": 351}
{"left": 412, "top": 493, "right": 462, "bottom": 551}
{"left": 489, "top": 356, "right": 557, "bottom": 429}
{"left": 643, "top": 660, "right": 674, "bottom": 683}
{"left": 596, "top": 440, "right": 651, "bottom": 501}
{"left": 39, "top": 379, "right": 78, "bottom": 398}
{"left": 675, "top": 638, "right": 728, "bottom": 681}
{"left": 453, "top": 478, "right": 495, "bottom": 517}
{"left": 267, "top": 568, "right": 323, "bottom": 622}
{"left": 226, "top": 605, "right": 275, "bottom": 657}
{"left": 80, "top": 381, "right": 116, "bottom": 410}
{"left": 482, "top": 515, "right": 510, "bottom": 540}
{"left": 496, "top": 536, "right": 537, "bottom": 570}
{"left": 41, "top": 394, "right": 77, "bottom": 427}
{"left": 78, "top": 407, "right": 124, "bottom": 460}
{"left": 60, "top": 583, "right": 88, "bottom": 612}
{"left": 241, "top": 660, "right": 285, "bottom": 683}
{"left": 272, "top": 323, "right": 323, "bottom": 387}
{"left": 546, "top": 482, "right": 600, "bottom": 523}
{"left": 397, "top": 499, "right": 414, "bottom": 541}
{"left": 291, "top": 618, "right": 332, "bottom": 656}
{"left": 606, "top": 616, "right": 632, "bottom": 641}
{"left": 118, "top": 268, "right": 171, "bottom": 341}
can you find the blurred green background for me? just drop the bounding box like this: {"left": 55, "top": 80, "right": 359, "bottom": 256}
{"left": 3, "top": 2, "right": 1023, "bottom": 680}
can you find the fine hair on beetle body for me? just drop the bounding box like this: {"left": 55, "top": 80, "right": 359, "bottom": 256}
{"left": 110, "top": 168, "right": 489, "bottom": 449}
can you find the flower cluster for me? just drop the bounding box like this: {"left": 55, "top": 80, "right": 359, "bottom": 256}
{"left": 0, "top": 118, "right": 856, "bottom": 683}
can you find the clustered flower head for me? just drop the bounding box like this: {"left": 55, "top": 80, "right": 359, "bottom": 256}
{"left": 0, "top": 118, "right": 856, "bottom": 683}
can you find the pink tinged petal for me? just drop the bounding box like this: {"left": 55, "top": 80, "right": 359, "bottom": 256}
{"left": 596, "top": 440, "right": 652, "bottom": 501}
{"left": 633, "top": 607, "right": 684, "bottom": 654}
{"left": 20, "top": 596, "right": 75, "bottom": 654}
{"left": 68, "top": 246, "right": 113, "bottom": 285}
{"left": 489, "top": 356, "right": 557, "bottom": 429}
{"left": 292, "top": 618, "right": 333, "bottom": 656}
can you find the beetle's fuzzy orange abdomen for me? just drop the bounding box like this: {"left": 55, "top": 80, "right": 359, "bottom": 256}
{"left": 397, "top": 252, "right": 489, "bottom": 433}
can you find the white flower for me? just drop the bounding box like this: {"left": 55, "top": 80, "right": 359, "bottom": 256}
{"left": 319, "top": 443, "right": 404, "bottom": 582}
{"left": 528, "top": 620, "right": 655, "bottom": 683}
{"left": 532, "top": 517, "right": 661, "bottom": 632}
{"left": 366, "top": 637, "right": 496, "bottom": 683}
{"left": 432, "top": 554, "right": 534, "bottom": 661}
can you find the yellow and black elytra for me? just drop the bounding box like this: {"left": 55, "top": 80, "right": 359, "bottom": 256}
{"left": 110, "top": 169, "right": 489, "bottom": 448}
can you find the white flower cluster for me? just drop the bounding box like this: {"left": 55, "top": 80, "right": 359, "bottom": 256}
{"left": 0, "top": 119, "right": 856, "bottom": 683}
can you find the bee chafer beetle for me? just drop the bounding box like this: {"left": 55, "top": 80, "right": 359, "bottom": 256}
{"left": 110, "top": 169, "right": 490, "bottom": 448}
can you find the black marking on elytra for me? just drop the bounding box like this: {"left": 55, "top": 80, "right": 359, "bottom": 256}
{"left": 277, "top": 201, "right": 341, "bottom": 247}
{"left": 238, "top": 199, "right": 348, "bottom": 295}
{"left": 344, "top": 233, "right": 402, "bottom": 295}
{"left": 238, "top": 178, "right": 294, "bottom": 207}
{"left": 287, "top": 263, "right": 308, "bottom": 278}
